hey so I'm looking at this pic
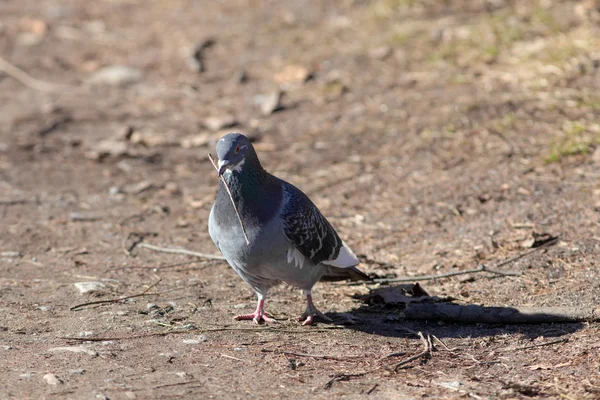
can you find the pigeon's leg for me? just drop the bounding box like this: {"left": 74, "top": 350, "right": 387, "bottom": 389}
{"left": 298, "top": 290, "right": 333, "bottom": 325}
{"left": 234, "top": 295, "right": 276, "bottom": 324}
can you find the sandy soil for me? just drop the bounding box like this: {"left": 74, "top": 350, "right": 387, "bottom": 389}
{"left": 1, "top": 0, "right": 599, "bottom": 398}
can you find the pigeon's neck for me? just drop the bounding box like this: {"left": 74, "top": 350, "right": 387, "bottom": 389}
{"left": 217, "top": 159, "right": 281, "bottom": 225}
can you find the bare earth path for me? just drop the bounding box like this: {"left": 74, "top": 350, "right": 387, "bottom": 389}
{"left": 1, "top": 1, "right": 599, "bottom": 398}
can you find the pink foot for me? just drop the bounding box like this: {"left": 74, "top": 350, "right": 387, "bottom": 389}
{"left": 234, "top": 299, "right": 277, "bottom": 324}
{"left": 298, "top": 294, "right": 332, "bottom": 326}
{"left": 299, "top": 314, "right": 315, "bottom": 326}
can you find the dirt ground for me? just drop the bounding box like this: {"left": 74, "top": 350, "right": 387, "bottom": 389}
{"left": 1, "top": 0, "right": 599, "bottom": 398}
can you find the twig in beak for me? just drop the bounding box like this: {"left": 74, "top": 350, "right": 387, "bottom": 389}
{"left": 208, "top": 153, "right": 250, "bottom": 246}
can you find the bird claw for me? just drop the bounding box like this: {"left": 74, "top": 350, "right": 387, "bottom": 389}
{"left": 234, "top": 312, "right": 277, "bottom": 324}
{"left": 298, "top": 309, "right": 333, "bottom": 325}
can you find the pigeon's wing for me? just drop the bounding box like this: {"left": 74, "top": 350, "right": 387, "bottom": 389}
{"left": 280, "top": 183, "right": 359, "bottom": 268}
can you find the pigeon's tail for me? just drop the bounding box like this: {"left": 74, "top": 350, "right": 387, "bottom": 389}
{"left": 319, "top": 265, "right": 371, "bottom": 282}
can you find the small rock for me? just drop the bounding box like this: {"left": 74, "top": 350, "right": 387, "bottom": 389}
{"left": 233, "top": 70, "right": 248, "bottom": 84}
{"left": 116, "top": 126, "right": 134, "bottom": 141}
{"left": 129, "top": 131, "right": 173, "bottom": 147}
{"left": 20, "top": 373, "right": 33, "bottom": 379}
{"left": 69, "top": 369, "right": 86, "bottom": 375}
{"left": 89, "top": 65, "right": 143, "bottom": 86}
{"left": 369, "top": 46, "right": 392, "bottom": 60}
{"left": 123, "top": 180, "right": 153, "bottom": 195}
{"left": 79, "top": 331, "right": 94, "bottom": 337}
{"left": 108, "top": 186, "right": 121, "bottom": 196}
{"left": 74, "top": 281, "right": 106, "bottom": 294}
{"left": 257, "top": 91, "right": 283, "bottom": 115}
{"left": 182, "top": 335, "right": 207, "bottom": 345}
{"left": 163, "top": 182, "right": 181, "bottom": 195}
{"left": 86, "top": 139, "right": 129, "bottom": 160}
{"left": 1, "top": 251, "right": 22, "bottom": 258}
{"left": 438, "top": 381, "right": 461, "bottom": 390}
{"left": 176, "top": 218, "right": 190, "bottom": 228}
{"left": 37, "top": 305, "right": 51, "bottom": 312}
{"left": 233, "top": 303, "right": 249, "bottom": 309}
{"left": 3, "top": 345, "right": 13, "bottom": 350}
{"left": 180, "top": 133, "right": 210, "bottom": 149}
{"left": 48, "top": 347, "right": 98, "bottom": 357}
{"left": 204, "top": 115, "right": 238, "bottom": 131}
{"left": 274, "top": 65, "right": 311, "bottom": 85}
{"left": 43, "top": 373, "right": 63, "bottom": 385}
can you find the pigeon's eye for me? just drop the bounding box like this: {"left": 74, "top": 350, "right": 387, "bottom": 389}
{"left": 235, "top": 145, "right": 241, "bottom": 154}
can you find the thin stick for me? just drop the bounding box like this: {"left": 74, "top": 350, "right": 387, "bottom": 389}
{"left": 324, "top": 372, "right": 370, "bottom": 390}
{"left": 344, "top": 264, "right": 520, "bottom": 286}
{"left": 208, "top": 153, "right": 250, "bottom": 245}
{"left": 431, "top": 335, "right": 457, "bottom": 352}
{"left": 221, "top": 354, "right": 246, "bottom": 362}
{"left": 504, "top": 337, "right": 569, "bottom": 351}
{"left": 261, "top": 349, "right": 360, "bottom": 361}
{"left": 395, "top": 332, "right": 432, "bottom": 370}
{"left": 70, "top": 279, "right": 162, "bottom": 311}
{"left": 345, "top": 237, "right": 558, "bottom": 286}
{"left": 0, "top": 56, "right": 74, "bottom": 92}
{"left": 59, "top": 325, "right": 345, "bottom": 342}
{"left": 139, "top": 242, "right": 225, "bottom": 260}
{"left": 152, "top": 380, "right": 203, "bottom": 389}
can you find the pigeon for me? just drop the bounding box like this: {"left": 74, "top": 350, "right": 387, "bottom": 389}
{"left": 208, "top": 133, "right": 369, "bottom": 325}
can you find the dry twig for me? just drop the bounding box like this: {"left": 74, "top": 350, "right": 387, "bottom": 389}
{"left": 261, "top": 349, "right": 360, "bottom": 361}
{"left": 347, "top": 240, "right": 559, "bottom": 286}
{"left": 70, "top": 279, "right": 162, "bottom": 311}
{"left": 0, "top": 56, "right": 76, "bottom": 92}
{"left": 139, "top": 242, "right": 225, "bottom": 261}
{"left": 324, "top": 372, "right": 370, "bottom": 390}
{"left": 59, "top": 325, "right": 345, "bottom": 342}
{"left": 504, "top": 337, "right": 569, "bottom": 351}
{"left": 208, "top": 153, "right": 250, "bottom": 245}
{"left": 365, "top": 264, "right": 520, "bottom": 285}
{"left": 394, "top": 332, "right": 432, "bottom": 370}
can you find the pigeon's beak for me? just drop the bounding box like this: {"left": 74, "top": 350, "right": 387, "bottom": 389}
{"left": 217, "top": 160, "right": 229, "bottom": 177}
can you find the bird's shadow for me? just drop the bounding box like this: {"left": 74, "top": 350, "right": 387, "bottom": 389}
{"left": 321, "top": 284, "right": 585, "bottom": 340}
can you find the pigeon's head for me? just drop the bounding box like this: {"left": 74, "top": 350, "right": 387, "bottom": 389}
{"left": 215, "top": 133, "right": 256, "bottom": 177}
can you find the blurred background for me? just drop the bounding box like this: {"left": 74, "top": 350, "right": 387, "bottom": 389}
{"left": 0, "top": 0, "right": 599, "bottom": 397}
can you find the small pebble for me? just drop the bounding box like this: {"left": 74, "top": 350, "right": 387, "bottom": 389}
{"left": 43, "top": 373, "right": 63, "bottom": 385}
{"left": 1, "top": 251, "right": 22, "bottom": 258}
{"left": 182, "top": 335, "right": 207, "bottom": 345}
{"left": 204, "top": 115, "right": 238, "bottom": 131}
{"left": 69, "top": 369, "right": 86, "bottom": 375}
{"left": 74, "top": 282, "right": 106, "bottom": 294}
{"left": 48, "top": 347, "right": 98, "bottom": 357}
{"left": 89, "top": 65, "right": 143, "bottom": 86}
